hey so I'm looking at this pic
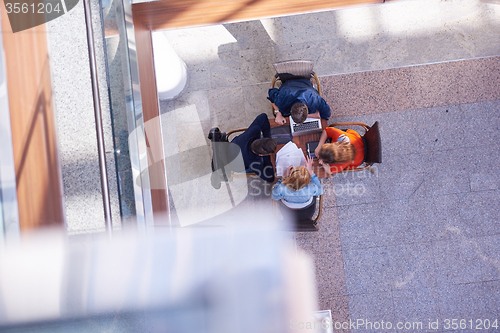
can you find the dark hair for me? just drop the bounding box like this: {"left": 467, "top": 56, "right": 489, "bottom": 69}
{"left": 251, "top": 138, "right": 277, "bottom": 155}
{"left": 291, "top": 103, "right": 308, "bottom": 124}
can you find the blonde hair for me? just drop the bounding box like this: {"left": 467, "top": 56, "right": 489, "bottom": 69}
{"left": 282, "top": 166, "right": 311, "bottom": 191}
{"left": 318, "top": 142, "right": 355, "bottom": 164}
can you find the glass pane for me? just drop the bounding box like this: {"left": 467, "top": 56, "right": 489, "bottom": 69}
{"left": 101, "top": 0, "right": 153, "bottom": 227}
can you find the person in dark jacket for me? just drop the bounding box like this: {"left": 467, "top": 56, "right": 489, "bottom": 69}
{"left": 229, "top": 113, "right": 277, "bottom": 183}
{"left": 268, "top": 78, "right": 331, "bottom": 125}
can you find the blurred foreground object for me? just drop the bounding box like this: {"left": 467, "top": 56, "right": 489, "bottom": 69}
{"left": 0, "top": 214, "right": 319, "bottom": 333}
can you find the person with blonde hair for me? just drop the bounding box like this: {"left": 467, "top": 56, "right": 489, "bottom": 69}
{"left": 271, "top": 156, "right": 323, "bottom": 208}
{"left": 314, "top": 126, "right": 364, "bottom": 175}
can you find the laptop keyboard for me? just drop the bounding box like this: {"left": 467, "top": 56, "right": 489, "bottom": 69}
{"left": 293, "top": 121, "right": 320, "bottom": 133}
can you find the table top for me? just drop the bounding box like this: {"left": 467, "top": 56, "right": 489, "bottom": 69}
{"left": 270, "top": 117, "right": 329, "bottom": 179}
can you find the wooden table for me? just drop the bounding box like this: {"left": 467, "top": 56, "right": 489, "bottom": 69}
{"left": 270, "top": 118, "right": 329, "bottom": 179}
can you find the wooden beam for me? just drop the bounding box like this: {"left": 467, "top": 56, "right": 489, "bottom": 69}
{"left": 1, "top": 9, "right": 64, "bottom": 230}
{"left": 133, "top": 0, "right": 383, "bottom": 31}
{"left": 134, "top": 24, "right": 169, "bottom": 221}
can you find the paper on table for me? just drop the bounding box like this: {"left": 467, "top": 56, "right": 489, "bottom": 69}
{"left": 275, "top": 141, "right": 306, "bottom": 177}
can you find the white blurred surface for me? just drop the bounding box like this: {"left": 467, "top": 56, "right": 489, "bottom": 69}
{"left": 0, "top": 217, "right": 318, "bottom": 333}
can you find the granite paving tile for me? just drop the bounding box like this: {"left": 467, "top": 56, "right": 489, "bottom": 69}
{"left": 320, "top": 58, "right": 500, "bottom": 118}
{"left": 312, "top": 203, "right": 340, "bottom": 236}
{"left": 177, "top": 146, "right": 213, "bottom": 184}
{"left": 375, "top": 198, "right": 437, "bottom": 246}
{"left": 365, "top": 33, "right": 411, "bottom": 71}
{"left": 332, "top": 170, "right": 382, "bottom": 207}
{"left": 337, "top": 203, "right": 381, "bottom": 250}
{"left": 279, "top": 11, "right": 340, "bottom": 45}
{"left": 434, "top": 239, "right": 475, "bottom": 287}
{"left": 310, "top": 249, "right": 349, "bottom": 298}
{"left": 389, "top": 242, "right": 438, "bottom": 291}
{"left": 437, "top": 282, "right": 497, "bottom": 320}
{"left": 296, "top": 231, "right": 341, "bottom": 255}
{"left": 339, "top": 195, "right": 453, "bottom": 249}
{"left": 327, "top": 112, "right": 381, "bottom": 129}
{"left": 347, "top": 291, "right": 396, "bottom": 333}
{"left": 373, "top": 109, "right": 421, "bottom": 156}
{"left": 258, "top": 17, "right": 285, "bottom": 46}
{"left": 469, "top": 173, "right": 499, "bottom": 192}
{"left": 184, "top": 62, "right": 211, "bottom": 93}
{"left": 318, "top": 295, "right": 351, "bottom": 333}
{"left": 433, "top": 235, "right": 500, "bottom": 286}
{"left": 465, "top": 140, "right": 500, "bottom": 192}
{"left": 411, "top": 105, "right": 467, "bottom": 152}
{"left": 455, "top": 190, "right": 500, "bottom": 238}
{"left": 316, "top": 39, "right": 367, "bottom": 77}
{"left": 173, "top": 89, "right": 212, "bottom": 123}
{"left": 159, "top": 99, "right": 176, "bottom": 114}
{"left": 239, "top": 47, "right": 277, "bottom": 86}
{"left": 317, "top": 37, "right": 376, "bottom": 76}
{"left": 405, "top": 194, "right": 463, "bottom": 243}
{"left": 209, "top": 51, "right": 243, "bottom": 89}
{"left": 321, "top": 67, "right": 415, "bottom": 118}
{"left": 408, "top": 31, "right": 473, "bottom": 69}
{"left": 375, "top": 151, "right": 426, "bottom": 175}
{"left": 474, "top": 235, "right": 500, "bottom": 283}
{"left": 343, "top": 246, "right": 394, "bottom": 295}
{"left": 295, "top": 208, "right": 342, "bottom": 253}
{"left": 456, "top": 57, "right": 500, "bottom": 105}
{"left": 207, "top": 87, "right": 247, "bottom": 128}
{"left": 422, "top": 169, "right": 471, "bottom": 197}
{"left": 160, "top": 109, "right": 181, "bottom": 157}
{"left": 470, "top": 19, "right": 500, "bottom": 57}
{"left": 378, "top": 171, "right": 426, "bottom": 202}
{"left": 318, "top": 177, "right": 338, "bottom": 209}
{"left": 421, "top": 147, "right": 475, "bottom": 174}
{"left": 481, "top": 280, "right": 500, "bottom": 319}
{"left": 242, "top": 83, "right": 273, "bottom": 118}
{"left": 392, "top": 287, "right": 441, "bottom": 333}
{"left": 274, "top": 39, "right": 338, "bottom": 75}
{"left": 459, "top": 100, "right": 500, "bottom": 148}
{"left": 220, "top": 21, "right": 277, "bottom": 52}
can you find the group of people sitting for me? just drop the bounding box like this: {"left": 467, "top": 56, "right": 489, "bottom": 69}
{"left": 229, "top": 76, "right": 364, "bottom": 212}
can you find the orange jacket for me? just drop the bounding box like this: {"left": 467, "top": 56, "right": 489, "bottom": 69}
{"left": 324, "top": 127, "right": 364, "bottom": 174}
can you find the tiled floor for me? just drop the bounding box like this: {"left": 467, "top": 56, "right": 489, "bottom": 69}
{"left": 158, "top": 0, "right": 500, "bottom": 331}
{"left": 320, "top": 100, "right": 500, "bottom": 332}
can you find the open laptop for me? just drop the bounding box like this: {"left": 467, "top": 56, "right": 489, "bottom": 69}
{"left": 289, "top": 116, "right": 322, "bottom": 136}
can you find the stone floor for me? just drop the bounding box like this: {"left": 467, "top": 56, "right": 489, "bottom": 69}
{"left": 157, "top": 0, "right": 500, "bottom": 331}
